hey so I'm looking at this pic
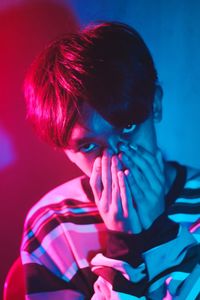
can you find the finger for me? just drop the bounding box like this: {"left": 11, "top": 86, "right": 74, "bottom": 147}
{"left": 101, "top": 149, "right": 112, "bottom": 210}
{"left": 90, "top": 156, "right": 102, "bottom": 203}
{"left": 156, "top": 148, "right": 165, "bottom": 173}
{"left": 125, "top": 167, "right": 152, "bottom": 229}
{"left": 124, "top": 166, "right": 146, "bottom": 203}
{"left": 117, "top": 170, "right": 130, "bottom": 217}
{"left": 111, "top": 155, "right": 123, "bottom": 215}
{"left": 123, "top": 167, "right": 142, "bottom": 208}
{"left": 139, "top": 146, "right": 163, "bottom": 177}
{"left": 120, "top": 145, "right": 162, "bottom": 191}
{"left": 125, "top": 163, "right": 155, "bottom": 219}
{"left": 156, "top": 148, "right": 167, "bottom": 192}
{"left": 119, "top": 152, "right": 151, "bottom": 190}
{"left": 127, "top": 164, "right": 165, "bottom": 228}
{"left": 111, "top": 155, "right": 120, "bottom": 191}
{"left": 101, "top": 150, "right": 112, "bottom": 189}
{"left": 118, "top": 170, "right": 142, "bottom": 233}
{"left": 124, "top": 168, "right": 155, "bottom": 230}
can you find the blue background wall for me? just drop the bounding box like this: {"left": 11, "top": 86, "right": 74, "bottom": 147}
{"left": 1, "top": 0, "right": 200, "bottom": 295}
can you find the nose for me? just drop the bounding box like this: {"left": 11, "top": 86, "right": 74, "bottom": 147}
{"left": 107, "top": 134, "right": 128, "bottom": 154}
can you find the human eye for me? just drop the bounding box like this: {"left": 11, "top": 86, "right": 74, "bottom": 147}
{"left": 79, "top": 143, "right": 97, "bottom": 153}
{"left": 122, "top": 123, "right": 137, "bottom": 134}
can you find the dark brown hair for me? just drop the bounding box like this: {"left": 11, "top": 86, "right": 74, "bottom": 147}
{"left": 24, "top": 21, "right": 158, "bottom": 148}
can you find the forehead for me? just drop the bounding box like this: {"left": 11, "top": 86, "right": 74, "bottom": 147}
{"left": 69, "top": 103, "right": 114, "bottom": 142}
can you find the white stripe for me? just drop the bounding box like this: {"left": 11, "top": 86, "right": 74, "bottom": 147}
{"left": 170, "top": 271, "right": 189, "bottom": 280}
{"left": 62, "top": 258, "right": 89, "bottom": 282}
{"left": 185, "top": 179, "right": 200, "bottom": 189}
{"left": 62, "top": 261, "right": 78, "bottom": 281}
{"left": 33, "top": 245, "right": 46, "bottom": 258}
{"left": 175, "top": 197, "right": 200, "bottom": 204}
{"left": 28, "top": 223, "right": 105, "bottom": 277}
{"left": 21, "top": 250, "right": 42, "bottom": 265}
{"left": 27, "top": 222, "right": 104, "bottom": 254}
{"left": 38, "top": 222, "right": 105, "bottom": 249}
{"left": 169, "top": 214, "right": 200, "bottom": 223}
{"left": 116, "top": 292, "right": 146, "bottom": 299}
{"left": 98, "top": 289, "right": 146, "bottom": 300}
{"left": 31, "top": 206, "right": 97, "bottom": 233}
{"left": 26, "top": 195, "right": 64, "bottom": 219}
{"left": 22, "top": 206, "right": 99, "bottom": 247}
{"left": 27, "top": 223, "right": 103, "bottom": 257}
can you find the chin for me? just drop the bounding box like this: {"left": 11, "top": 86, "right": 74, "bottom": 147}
{"left": 78, "top": 167, "right": 91, "bottom": 178}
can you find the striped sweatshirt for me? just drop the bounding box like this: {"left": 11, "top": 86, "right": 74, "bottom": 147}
{"left": 21, "top": 162, "right": 200, "bottom": 299}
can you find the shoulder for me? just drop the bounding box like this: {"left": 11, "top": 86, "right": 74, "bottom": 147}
{"left": 24, "top": 175, "right": 94, "bottom": 224}
{"left": 21, "top": 175, "right": 98, "bottom": 252}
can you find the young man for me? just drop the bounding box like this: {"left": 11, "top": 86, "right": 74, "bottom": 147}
{"left": 21, "top": 22, "right": 200, "bottom": 299}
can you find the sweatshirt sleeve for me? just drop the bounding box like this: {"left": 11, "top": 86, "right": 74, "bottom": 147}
{"left": 20, "top": 195, "right": 100, "bottom": 300}
{"left": 90, "top": 173, "right": 200, "bottom": 299}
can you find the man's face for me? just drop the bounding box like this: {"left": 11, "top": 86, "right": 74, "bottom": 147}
{"left": 64, "top": 103, "right": 159, "bottom": 177}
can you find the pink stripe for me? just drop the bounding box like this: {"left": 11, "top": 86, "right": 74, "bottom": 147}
{"left": 190, "top": 219, "right": 200, "bottom": 233}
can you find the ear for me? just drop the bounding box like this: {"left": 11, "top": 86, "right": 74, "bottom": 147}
{"left": 153, "top": 85, "right": 163, "bottom": 123}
